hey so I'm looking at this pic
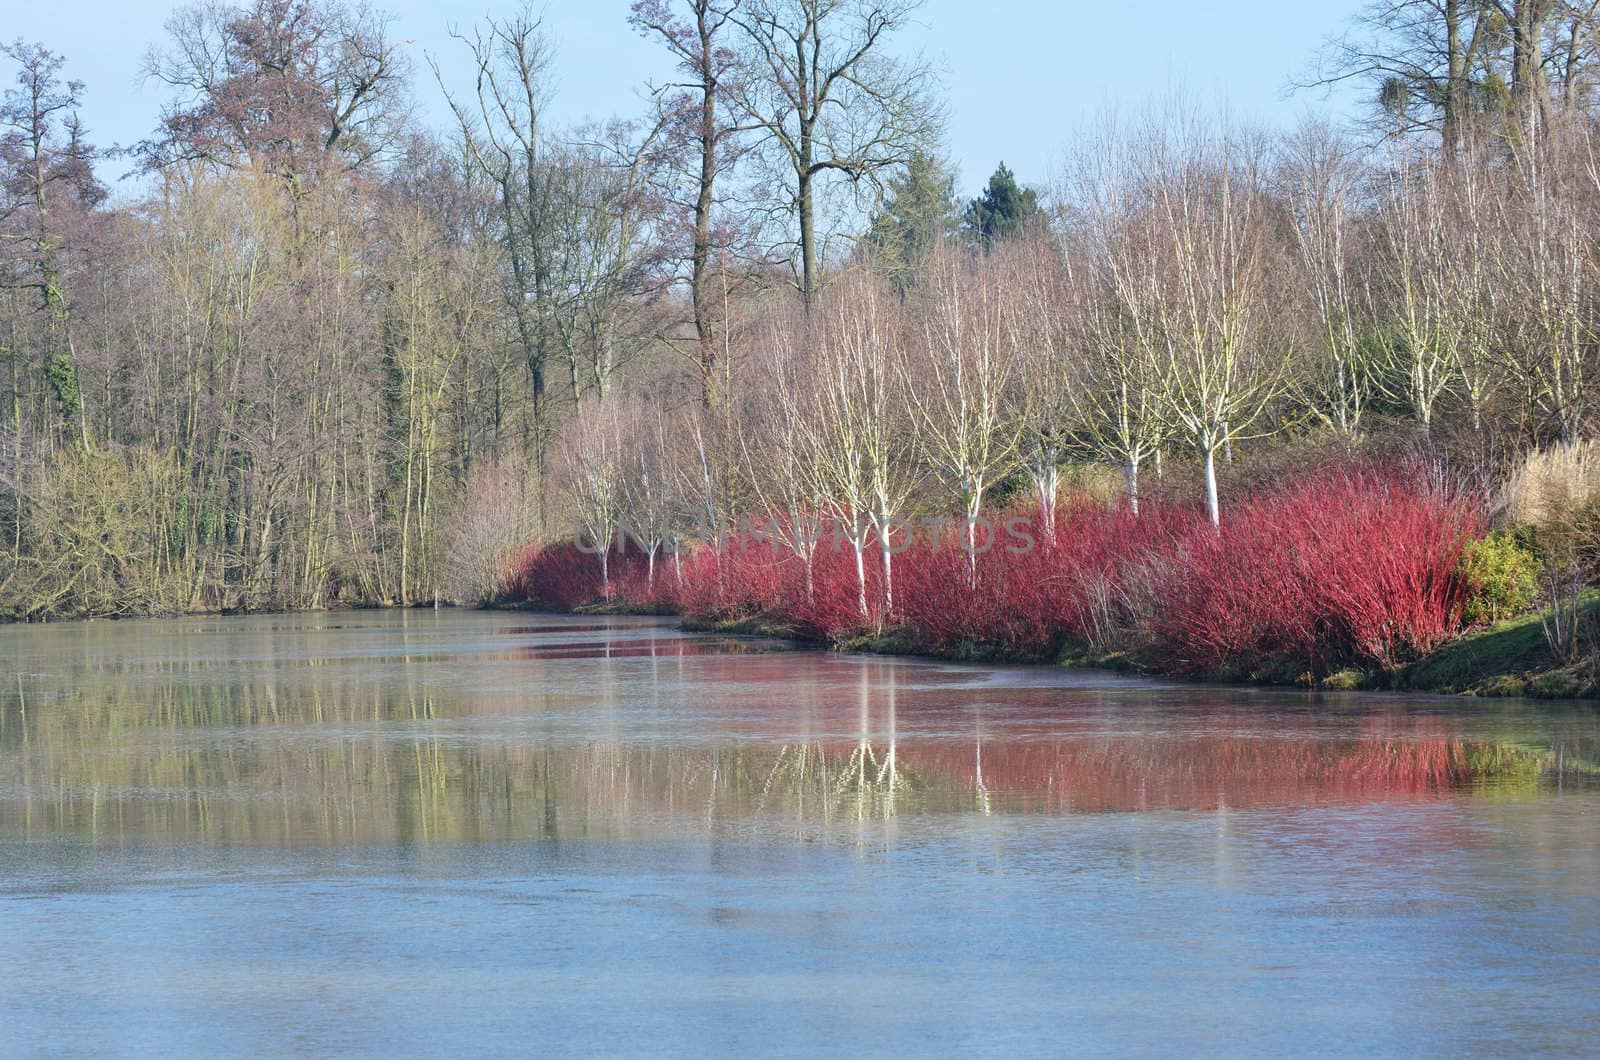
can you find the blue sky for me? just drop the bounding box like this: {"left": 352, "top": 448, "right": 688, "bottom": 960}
{"left": 9, "top": 0, "right": 1364, "bottom": 196}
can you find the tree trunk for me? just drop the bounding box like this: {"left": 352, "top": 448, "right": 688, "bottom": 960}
{"left": 799, "top": 168, "right": 818, "bottom": 304}
{"left": 1507, "top": 0, "right": 1551, "bottom": 133}
{"left": 1034, "top": 462, "right": 1058, "bottom": 543}
{"left": 1203, "top": 445, "right": 1221, "bottom": 528}
{"left": 692, "top": 18, "right": 718, "bottom": 405}
{"left": 1442, "top": 0, "right": 1465, "bottom": 158}
{"left": 881, "top": 531, "right": 895, "bottom": 621}
{"left": 965, "top": 496, "right": 981, "bottom": 587}
{"left": 853, "top": 538, "right": 868, "bottom": 618}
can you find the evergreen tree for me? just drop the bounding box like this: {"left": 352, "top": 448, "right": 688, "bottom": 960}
{"left": 963, "top": 162, "right": 1040, "bottom": 250}
{"left": 861, "top": 150, "right": 958, "bottom": 292}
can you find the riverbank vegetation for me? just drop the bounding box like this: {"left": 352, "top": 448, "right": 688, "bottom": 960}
{"left": 3, "top": 1, "right": 1600, "bottom": 694}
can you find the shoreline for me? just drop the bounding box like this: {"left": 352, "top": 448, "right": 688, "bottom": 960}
{"left": 6, "top": 597, "right": 1595, "bottom": 701}
{"left": 615, "top": 601, "right": 1600, "bottom": 702}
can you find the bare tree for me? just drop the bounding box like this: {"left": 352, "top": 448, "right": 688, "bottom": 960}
{"left": 740, "top": 299, "right": 829, "bottom": 602}
{"left": 443, "top": 449, "right": 541, "bottom": 605}
{"left": 555, "top": 397, "right": 625, "bottom": 593}
{"left": 1059, "top": 135, "right": 1171, "bottom": 515}
{"left": 1282, "top": 118, "right": 1374, "bottom": 440}
{"left": 907, "top": 242, "right": 1020, "bottom": 581}
{"left": 998, "top": 233, "right": 1077, "bottom": 535}
{"left": 1486, "top": 0, "right": 1555, "bottom": 133}
{"left": 632, "top": 0, "right": 749, "bottom": 405}
{"left": 1435, "top": 138, "right": 1502, "bottom": 434}
{"left": 1064, "top": 118, "right": 1192, "bottom": 514}
{"left": 436, "top": 6, "right": 560, "bottom": 452}
{"left": 1303, "top": 0, "right": 1494, "bottom": 154}
{"left": 615, "top": 395, "right": 684, "bottom": 590}
{"left": 142, "top": 0, "right": 411, "bottom": 179}
{"left": 1128, "top": 113, "right": 1288, "bottom": 525}
{"left": 729, "top": 0, "right": 941, "bottom": 303}
{"left": 1302, "top": 0, "right": 1600, "bottom": 150}
{"left": 376, "top": 197, "right": 479, "bottom": 605}
{"left": 1495, "top": 126, "right": 1597, "bottom": 443}
{"left": 542, "top": 133, "right": 671, "bottom": 404}
{"left": 800, "top": 268, "right": 917, "bottom": 619}
{"left": 1374, "top": 148, "right": 1462, "bottom": 435}
{"left": 1549, "top": 0, "right": 1600, "bottom": 116}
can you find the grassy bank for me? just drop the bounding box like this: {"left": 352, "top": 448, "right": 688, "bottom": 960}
{"left": 1393, "top": 593, "right": 1600, "bottom": 698}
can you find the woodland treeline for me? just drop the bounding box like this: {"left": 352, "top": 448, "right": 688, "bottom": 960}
{"left": 4, "top": 0, "right": 1600, "bottom": 621}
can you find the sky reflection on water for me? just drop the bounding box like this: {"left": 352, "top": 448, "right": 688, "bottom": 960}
{"left": 1, "top": 611, "right": 1596, "bottom": 1054}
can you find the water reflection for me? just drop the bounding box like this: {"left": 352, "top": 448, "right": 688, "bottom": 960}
{"left": 1, "top": 612, "right": 1595, "bottom": 847}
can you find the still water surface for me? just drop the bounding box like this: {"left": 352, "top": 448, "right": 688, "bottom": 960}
{"left": 2, "top": 611, "right": 1597, "bottom": 1054}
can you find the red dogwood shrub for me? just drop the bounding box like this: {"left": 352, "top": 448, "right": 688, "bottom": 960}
{"left": 894, "top": 500, "right": 1198, "bottom": 658}
{"left": 673, "top": 542, "right": 791, "bottom": 623}
{"left": 1154, "top": 469, "right": 1480, "bottom": 674}
{"left": 507, "top": 538, "right": 661, "bottom": 610}
{"left": 506, "top": 466, "right": 1483, "bottom": 679}
{"left": 785, "top": 540, "right": 883, "bottom": 639}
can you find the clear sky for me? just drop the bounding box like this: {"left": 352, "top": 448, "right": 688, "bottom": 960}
{"left": 8, "top": 0, "right": 1365, "bottom": 196}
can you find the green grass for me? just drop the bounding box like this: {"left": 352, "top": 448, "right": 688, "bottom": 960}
{"left": 1401, "top": 591, "right": 1600, "bottom": 698}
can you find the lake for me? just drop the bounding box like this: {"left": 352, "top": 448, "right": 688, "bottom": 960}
{"left": 2, "top": 610, "right": 1597, "bottom": 1055}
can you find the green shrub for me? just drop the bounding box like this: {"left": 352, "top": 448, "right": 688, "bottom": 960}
{"left": 1458, "top": 529, "right": 1540, "bottom": 626}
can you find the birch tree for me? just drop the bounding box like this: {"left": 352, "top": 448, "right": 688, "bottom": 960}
{"left": 1282, "top": 119, "right": 1374, "bottom": 440}
{"left": 740, "top": 300, "right": 829, "bottom": 602}
{"left": 1436, "top": 139, "right": 1502, "bottom": 434}
{"left": 1374, "top": 150, "right": 1461, "bottom": 435}
{"left": 908, "top": 242, "right": 1020, "bottom": 580}
{"left": 802, "top": 269, "right": 917, "bottom": 619}
{"left": 1064, "top": 122, "right": 1174, "bottom": 513}
{"left": 1134, "top": 115, "right": 1287, "bottom": 526}
{"left": 1496, "top": 129, "right": 1597, "bottom": 443}
{"left": 556, "top": 398, "right": 625, "bottom": 593}
{"left": 616, "top": 397, "right": 684, "bottom": 591}
{"left": 997, "top": 233, "right": 1076, "bottom": 535}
